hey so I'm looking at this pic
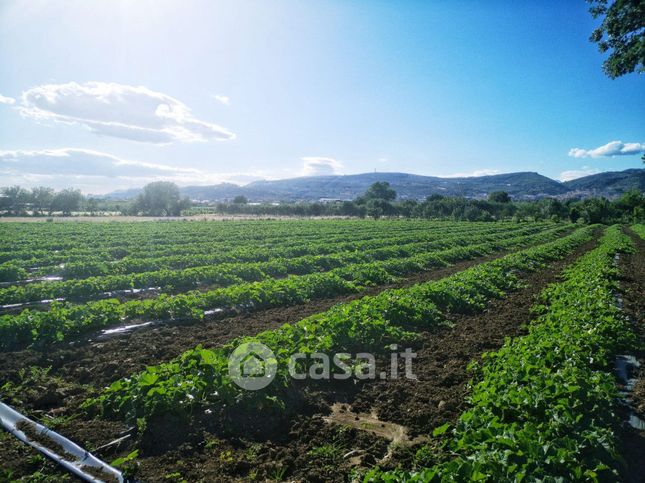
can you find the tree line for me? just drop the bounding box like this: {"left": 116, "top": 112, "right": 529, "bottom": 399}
{"left": 0, "top": 186, "right": 85, "bottom": 216}
{"left": 1, "top": 181, "right": 643, "bottom": 224}
{"left": 0, "top": 182, "right": 190, "bottom": 217}
{"left": 204, "top": 182, "right": 644, "bottom": 224}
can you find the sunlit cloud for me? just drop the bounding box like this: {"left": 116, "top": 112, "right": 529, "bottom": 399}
{"left": 0, "top": 148, "right": 274, "bottom": 193}
{"left": 18, "top": 82, "right": 236, "bottom": 144}
{"left": 568, "top": 140, "right": 645, "bottom": 158}
{"left": 212, "top": 94, "right": 231, "bottom": 106}
{"left": 443, "top": 169, "right": 501, "bottom": 178}
{"left": 301, "top": 157, "right": 344, "bottom": 176}
{"left": 558, "top": 167, "right": 600, "bottom": 182}
{"left": 0, "top": 148, "right": 199, "bottom": 177}
{"left": 0, "top": 94, "right": 16, "bottom": 105}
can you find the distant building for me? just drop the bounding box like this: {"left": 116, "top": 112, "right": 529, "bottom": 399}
{"left": 318, "top": 198, "right": 347, "bottom": 203}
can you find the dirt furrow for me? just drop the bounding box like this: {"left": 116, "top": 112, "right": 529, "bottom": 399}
{"left": 617, "top": 229, "right": 645, "bottom": 483}
{"left": 0, "top": 246, "right": 541, "bottom": 389}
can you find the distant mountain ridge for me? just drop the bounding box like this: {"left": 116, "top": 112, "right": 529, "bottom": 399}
{"left": 562, "top": 168, "right": 645, "bottom": 195}
{"left": 103, "top": 168, "right": 645, "bottom": 201}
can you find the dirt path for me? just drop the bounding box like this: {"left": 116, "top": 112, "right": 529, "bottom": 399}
{"left": 618, "top": 229, "right": 645, "bottom": 483}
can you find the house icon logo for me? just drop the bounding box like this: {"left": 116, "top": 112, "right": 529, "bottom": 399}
{"left": 228, "top": 342, "right": 277, "bottom": 390}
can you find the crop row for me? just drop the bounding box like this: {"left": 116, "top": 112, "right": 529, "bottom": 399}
{"left": 21, "top": 223, "right": 533, "bottom": 281}
{"left": 84, "top": 226, "right": 595, "bottom": 432}
{"left": 0, "top": 219, "right": 411, "bottom": 251}
{"left": 0, "top": 225, "right": 577, "bottom": 351}
{"left": 0, "top": 225, "right": 564, "bottom": 304}
{"left": 0, "top": 222, "right": 523, "bottom": 279}
{"left": 365, "top": 226, "right": 634, "bottom": 482}
{"left": 0, "top": 221, "right": 427, "bottom": 270}
{"left": 0, "top": 220, "right": 480, "bottom": 263}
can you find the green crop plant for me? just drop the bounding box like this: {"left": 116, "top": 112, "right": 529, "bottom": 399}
{"left": 364, "top": 226, "right": 635, "bottom": 482}
{"left": 84, "top": 226, "right": 594, "bottom": 436}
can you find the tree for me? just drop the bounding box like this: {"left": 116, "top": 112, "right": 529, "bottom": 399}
{"left": 581, "top": 197, "right": 612, "bottom": 224}
{"left": 541, "top": 198, "right": 566, "bottom": 221}
{"left": 309, "top": 203, "right": 323, "bottom": 216}
{"left": 398, "top": 200, "right": 418, "bottom": 218}
{"left": 463, "top": 205, "right": 484, "bottom": 221}
{"left": 357, "top": 182, "right": 397, "bottom": 203}
{"left": 488, "top": 191, "right": 511, "bottom": 203}
{"left": 134, "top": 182, "right": 190, "bottom": 216}
{"left": 588, "top": 0, "right": 645, "bottom": 78}
{"left": 613, "top": 188, "right": 645, "bottom": 221}
{"left": 569, "top": 205, "right": 582, "bottom": 223}
{"left": 339, "top": 201, "right": 361, "bottom": 217}
{"left": 51, "top": 188, "right": 83, "bottom": 216}
{"left": 174, "top": 196, "right": 192, "bottom": 215}
{"left": 232, "top": 195, "right": 248, "bottom": 204}
{"left": 31, "top": 187, "right": 54, "bottom": 216}
{"left": 1, "top": 186, "right": 30, "bottom": 215}
{"left": 366, "top": 199, "right": 384, "bottom": 219}
{"left": 366, "top": 198, "right": 395, "bottom": 219}
{"left": 86, "top": 197, "right": 99, "bottom": 216}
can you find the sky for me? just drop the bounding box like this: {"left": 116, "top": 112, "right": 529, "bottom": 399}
{"left": 0, "top": 0, "right": 643, "bottom": 194}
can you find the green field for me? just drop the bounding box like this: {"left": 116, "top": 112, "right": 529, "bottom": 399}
{"left": 0, "top": 220, "right": 643, "bottom": 482}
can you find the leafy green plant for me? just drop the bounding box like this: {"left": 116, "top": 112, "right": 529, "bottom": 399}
{"left": 85, "top": 226, "right": 594, "bottom": 434}
{"left": 110, "top": 449, "right": 139, "bottom": 468}
{"left": 0, "top": 223, "right": 572, "bottom": 351}
{"left": 268, "top": 466, "right": 288, "bottom": 481}
{"left": 365, "top": 225, "right": 635, "bottom": 481}
{"left": 307, "top": 441, "right": 347, "bottom": 461}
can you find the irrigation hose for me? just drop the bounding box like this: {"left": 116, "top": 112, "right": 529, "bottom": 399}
{"left": 0, "top": 401, "right": 124, "bottom": 483}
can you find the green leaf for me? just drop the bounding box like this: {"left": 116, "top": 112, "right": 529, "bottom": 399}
{"left": 432, "top": 423, "right": 451, "bottom": 437}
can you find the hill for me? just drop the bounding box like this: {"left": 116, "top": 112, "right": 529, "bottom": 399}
{"left": 103, "top": 168, "right": 644, "bottom": 201}
{"left": 563, "top": 169, "right": 645, "bottom": 196}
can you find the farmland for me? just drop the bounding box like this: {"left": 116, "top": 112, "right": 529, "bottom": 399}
{"left": 0, "top": 220, "right": 643, "bottom": 482}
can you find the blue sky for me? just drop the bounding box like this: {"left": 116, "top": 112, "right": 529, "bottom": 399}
{"left": 0, "top": 0, "right": 643, "bottom": 193}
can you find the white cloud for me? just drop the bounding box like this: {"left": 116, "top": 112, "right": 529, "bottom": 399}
{"left": 558, "top": 167, "right": 601, "bottom": 182}
{"left": 18, "top": 82, "right": 235, "bottom": 144}
{"left": 0, "top": 148, "right": 273, "bottom": 193}
{"left": 568, "top": 140, "right": 645, "bottom": 158}
{"left": 301, "top": 157, "right": 344, "bottom": 176}
{"left": 0, "top": 148, "right": 198, "bottom": 178}
{"left": 443, "top": 169, "right": 501, "bottom": 178}
{"left": 0, "top": 94, "right": 15, "bottom": 105}
{"left": 212, "top": 94, "right": 230, "bottom": 106}
{"left": 223, "top": 174, "right": 266, "bottom": 184}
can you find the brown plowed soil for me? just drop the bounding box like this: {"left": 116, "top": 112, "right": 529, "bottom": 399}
{"left": 617, "top": 229, "right": 645, "bottom": 483}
